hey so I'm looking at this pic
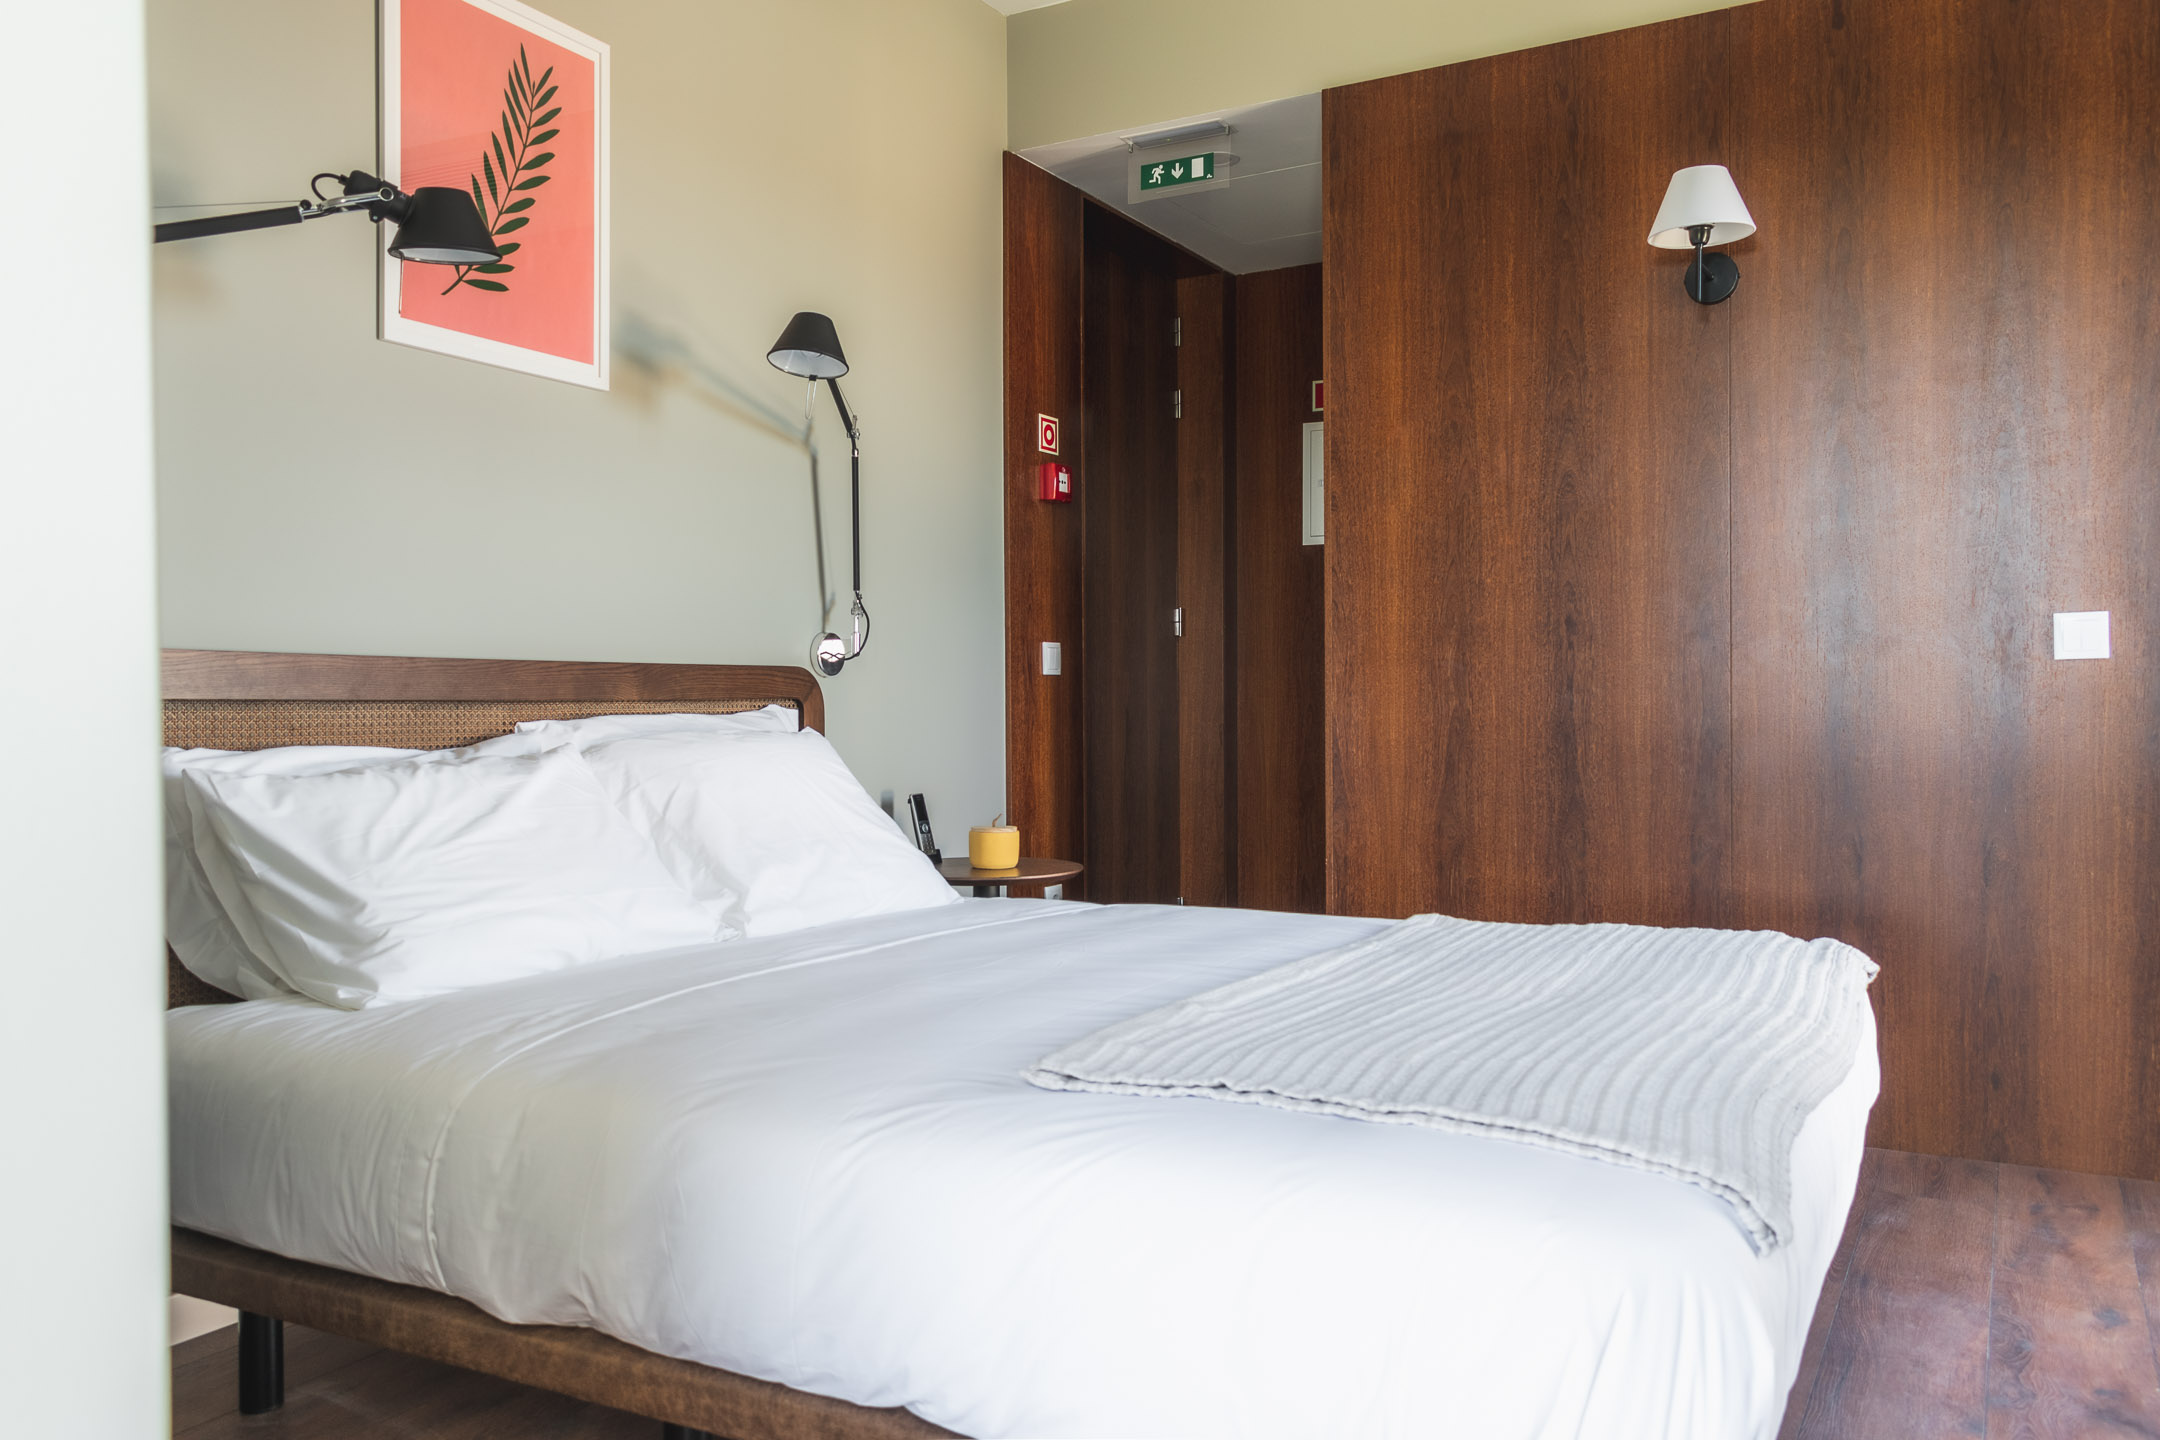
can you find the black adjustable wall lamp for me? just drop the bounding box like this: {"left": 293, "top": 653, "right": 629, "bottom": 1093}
{"left": 767, "top": 311, "right": 868, "bottom": 678}
{"left": 152, "top": 170, "right": 500, "bottom": 266}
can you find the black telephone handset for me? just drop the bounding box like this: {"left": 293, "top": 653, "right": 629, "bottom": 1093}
{"left": 906, "top": 793, "right": 942, "bottom": 864}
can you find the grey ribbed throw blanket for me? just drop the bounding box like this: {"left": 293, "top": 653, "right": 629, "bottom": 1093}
{"left": 1026, "top": 914, "right": 1878, "bottom": 1253}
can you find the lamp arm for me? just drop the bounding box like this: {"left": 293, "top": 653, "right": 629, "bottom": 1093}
{"left": 825, "top": 376, "right": 864, "bottom": 609}
{"left": 153, "top": 179, "right": 398, "bottom": 245}
{"left": 153, "top": 206, "right": 307, "bottom": 244}
{"left": 791, "top": 342, "right": 870, "bottom": 677}
{"left": 1686, "top": 222, "right": 1713, "bottom": 304}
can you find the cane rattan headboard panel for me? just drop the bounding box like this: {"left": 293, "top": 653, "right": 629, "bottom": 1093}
{"left": 162, "top": 649, "right": 824, "bottom": 1009}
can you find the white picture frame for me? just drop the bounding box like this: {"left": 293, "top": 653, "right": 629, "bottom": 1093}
{"left": 377, "top": 0, "right": 609, "bottom": 388}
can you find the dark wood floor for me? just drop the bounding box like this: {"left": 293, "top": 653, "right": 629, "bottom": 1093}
{"left": 1781, "top": 1149, "right": 2160, "bottom": 1439}
{"left": 173, "top": 1149, "right": 2160, "bottom": 1439}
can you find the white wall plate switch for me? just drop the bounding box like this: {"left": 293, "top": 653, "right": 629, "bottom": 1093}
{"left": 1043, "top": 884, "right": 1064, "bottom": 901}
{"left": 1042, "top": 641, "right": 1062, "bottom": 676}
{"left": 2053, "top": 611, "right": 2111, "bottom": 660}
{"left": 1302, "top": 421, "right": 1325, "bottom": 546}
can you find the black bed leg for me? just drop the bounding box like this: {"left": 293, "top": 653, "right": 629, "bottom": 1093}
{"left": 237, "top": 1311, "right": 284, "bottom": 1414}
{"left": 659, "top": 1425, "right": 722, "bottom": 1440}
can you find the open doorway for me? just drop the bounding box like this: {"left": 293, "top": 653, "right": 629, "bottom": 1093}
{"left": 1003, "top": 93, "right": 1325, "bottom": 911}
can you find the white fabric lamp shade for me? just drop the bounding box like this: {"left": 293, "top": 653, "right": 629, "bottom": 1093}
{"left": 1648, "top": 165, "right": 1757, "bottom": 248}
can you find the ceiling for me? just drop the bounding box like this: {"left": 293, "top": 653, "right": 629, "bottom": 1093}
{"left": 982, "top": 0, "right": 1072, "bottom": 13}
{"left": 1016, "top": 93, "right": 1321, "bottom": 275}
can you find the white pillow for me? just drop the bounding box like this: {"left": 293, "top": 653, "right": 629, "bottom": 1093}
{"left": 162, "top": 732, "right": 558, "bottom": 999}
{"left": 573, "top": 728, "right": 960, "bottom": 939}
{"left": 180, "top": 745, "right": 728, "bottom": 1009}
{"left": 515, "top": 705, "right": 801, "bottom": 745}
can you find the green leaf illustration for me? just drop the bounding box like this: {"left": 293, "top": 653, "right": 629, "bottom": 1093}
{"left": 442, "top": 48, "right": 566, "bottom": 297}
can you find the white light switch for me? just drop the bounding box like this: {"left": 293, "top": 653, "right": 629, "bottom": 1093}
{"left": 2053, "top": 611, "right": 2111, "bottom": 660}
{"left": 1302, "top": 421, "right": 1325, "bottom": 546}
{"left": 1042, "top": 641, "right": 1062, "bottom": 676}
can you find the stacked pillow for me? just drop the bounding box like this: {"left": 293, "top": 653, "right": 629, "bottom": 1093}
{"left": 166, "top": 706, "right": 956, "bottom": 1009}
{"left": 514, "top": 713, "right": 960, "bottom": 940}
{"left": 162, "top": 730, "right": 574, "bottom": 1000}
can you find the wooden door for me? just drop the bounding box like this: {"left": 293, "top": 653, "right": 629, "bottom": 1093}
{"left": 1083, "top": 205, "right": 1183, "bottom": 903}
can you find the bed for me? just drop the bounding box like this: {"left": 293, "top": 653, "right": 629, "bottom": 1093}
{"left": 164, "top": 648, "right": 1879, "bottom": 1440}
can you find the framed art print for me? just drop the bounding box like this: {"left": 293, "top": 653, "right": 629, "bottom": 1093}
{"left": 379, "top": 0, "right": 609, "bottom": 388}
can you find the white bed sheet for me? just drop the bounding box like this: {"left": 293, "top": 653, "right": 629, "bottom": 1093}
{"left": 169, "top": 900, "right": 1878, "bottom": 1440}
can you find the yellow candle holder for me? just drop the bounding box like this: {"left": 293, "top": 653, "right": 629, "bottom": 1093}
{"left": 968, "top": 825, "right": 1020, "bottom": 871}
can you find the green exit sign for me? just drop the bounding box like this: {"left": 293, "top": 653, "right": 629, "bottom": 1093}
{"left": 1139, "top": 152, "right": 1219, "bottom": 191}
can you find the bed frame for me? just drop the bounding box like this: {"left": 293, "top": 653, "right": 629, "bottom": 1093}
{"left": 164, "top": 649, "right": 955, "bottom": 1440}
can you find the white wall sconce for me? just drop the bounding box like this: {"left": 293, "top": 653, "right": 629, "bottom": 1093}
{"left": 1649, "top": 165, "right": 1756, "bottom": 304}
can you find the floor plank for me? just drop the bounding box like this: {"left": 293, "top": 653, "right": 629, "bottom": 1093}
{"left": 173, "top": 1324, "right": 653, "bottom": 1440}
{"left": 1781, "top": 1152, "right": 1878, "bottom": 1439}
{"left": 1785, "top": 1148, "right": 1998, "bottom": 1440}
{"left": 1985, "top": 1166, "right": 2160, "bottom": 1438}
{"left": 2124, "top": 1179, "right": 2160, "bottom": 1401}
{"left": 171, "top": 1322, "right": 377, "bottom": 1435}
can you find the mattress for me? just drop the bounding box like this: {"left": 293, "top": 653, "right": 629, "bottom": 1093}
{"left": 169, "top": 899, "right": 1878, "bottom": 1440}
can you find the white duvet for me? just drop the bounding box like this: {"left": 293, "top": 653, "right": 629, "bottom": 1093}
{"left": 169, "top": 900, "right": 1878, "bottom": 1440}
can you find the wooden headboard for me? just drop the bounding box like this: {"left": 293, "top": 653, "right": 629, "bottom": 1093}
{"left": 163, "top": 648, "right": 823, "bottom": 1008}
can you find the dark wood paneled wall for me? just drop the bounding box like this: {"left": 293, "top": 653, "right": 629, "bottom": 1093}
{"left": 1177, "top": 272, "right": 1234, "bottom": 908}
{"left": 1082, "top": 205, "right": 1184, "bottom": 904}
{"left": 1324, "top": 0, "right": 2160, "bottom": 1178}
{"left": 1724, "top": 0, "right": 2160, "bottom": 1176}
{"left": 1003, "top": 154, "right": 1087, "bottom": 898}
{"left": 1234, "top": 265, "right": 1326, "bottom": 913}
{"left": 1325, "top": 22, "right": 1734, "bottom": 928}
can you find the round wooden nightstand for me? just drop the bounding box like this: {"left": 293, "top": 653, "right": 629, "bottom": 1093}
{"left": 938, "top": 856, "right": 1085, "bottom": 898}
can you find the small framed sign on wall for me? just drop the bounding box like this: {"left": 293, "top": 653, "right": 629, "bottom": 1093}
{"left": 378, "top": 0, "right": 610, "bottom": 388}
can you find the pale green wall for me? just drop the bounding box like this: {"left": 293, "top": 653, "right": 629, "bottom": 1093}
{"left": 1008, "top": 0, "right": 1746, "bottom": 149}
{"left": 5, "top": 1, "right": 170, "bottom": 1427}
{"left": 150, "top": 0, "right": 1008, "bottom": 829}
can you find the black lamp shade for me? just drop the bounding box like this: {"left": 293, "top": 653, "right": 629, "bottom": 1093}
{"left": 386, "top": 187, "right": 501, "bottom": 266}
{"left": 767, "top": 312, "right": 849, "bottom": 379}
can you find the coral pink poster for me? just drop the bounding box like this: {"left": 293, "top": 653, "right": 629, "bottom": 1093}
{"left": 380, "top": 0, "right": 608, "bottom": 388}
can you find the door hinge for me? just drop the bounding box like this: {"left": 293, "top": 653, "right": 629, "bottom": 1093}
{"left": 1173, "top": 316, "right": 1182, "bottom": 347}
{"left": 1173, "top": 606, "right": 1184, "bottom": 638}
{"left": 1172, "top": 389, "right": 1183, "bottom": 419}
